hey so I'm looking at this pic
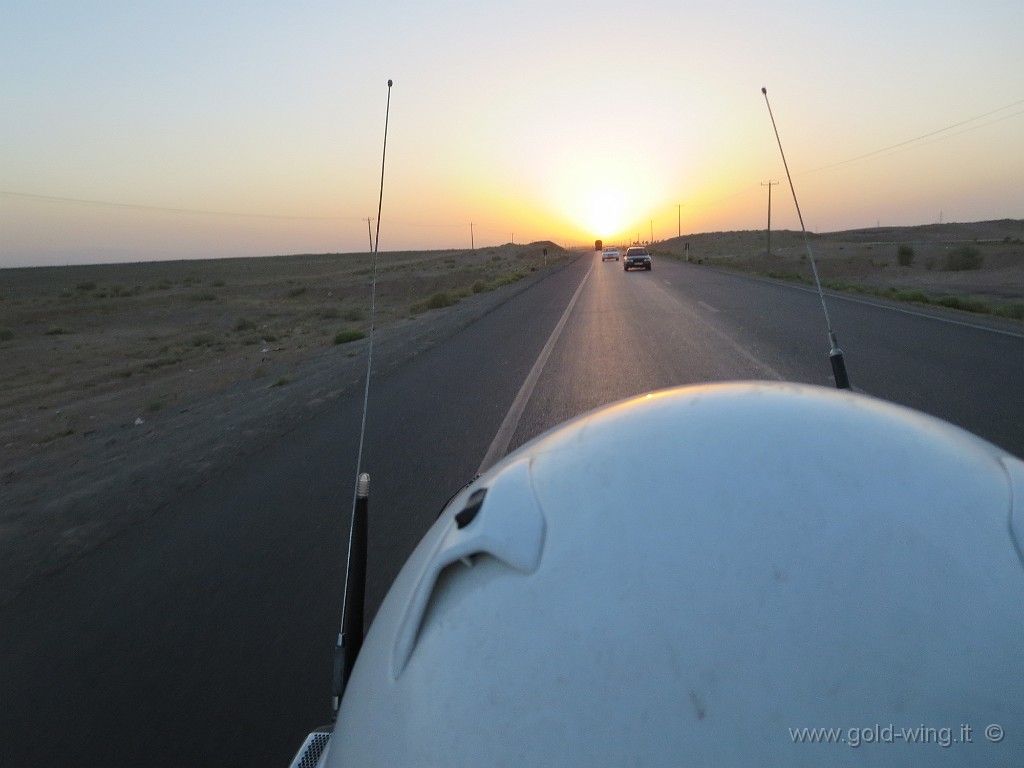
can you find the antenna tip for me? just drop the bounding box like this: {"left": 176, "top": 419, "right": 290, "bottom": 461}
{"left": 761, "top": 86, "right": 767, "bottom": 95}
{"left": 387, "top": 79, "right": 393, "bottom": 87}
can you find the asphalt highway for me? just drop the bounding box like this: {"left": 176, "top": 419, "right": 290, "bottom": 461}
{"left": 2, "top": 252, "right": 1022, "bottom": 766}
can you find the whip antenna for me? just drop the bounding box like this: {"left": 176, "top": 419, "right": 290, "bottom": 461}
{"left": 333, "top": 78, "right": 393, "bottom": 712}
{"left": 761, "top": 87, "right": 851, "bottom": 389}
{"left": 352, "top": 78, "right": 391, "bottom": 498}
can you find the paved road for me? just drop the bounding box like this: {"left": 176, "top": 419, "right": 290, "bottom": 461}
{"left": 2, "top": 252, "right": 1022, "bottom": 767}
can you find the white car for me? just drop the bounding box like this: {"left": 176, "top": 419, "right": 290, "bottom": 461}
{"left": 601, "top": 248, "right": 620, "bottom": 261}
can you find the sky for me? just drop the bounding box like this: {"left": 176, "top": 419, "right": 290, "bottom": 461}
{"left": 1, "top": 0, "right": 1022, "bottom": 267}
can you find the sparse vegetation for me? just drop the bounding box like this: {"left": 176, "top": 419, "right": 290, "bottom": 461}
{"left": 333, "top": 328, "right": 366, "bottom": 345}
{"left": 656, "top": 226, "right": 1024, "bottom": 322}
{"left": 497, "top": 271, "right": 528, "bottom": 288}
{"left": 896, "top": 292, "right": 1010, "bottom": 316}
{"left": 935, "top": 295, "right": 988, "bottom": 313}
{"left": 411, "top": 291, "right": 459, "bottom": 314}
{"left": 942, "top": 246, "right": 983, "bottom": 271}
{"left": 887, "top": 288, "right": 932, "bottom": 303}
{"left": 4, "top": 245, "right": 574, "bottom": 575}
{"left": 762, "top": 271, "right": 809, "bottom": 284}
{"left": 995, "top": 303, "right": 1024, "bottom": 320}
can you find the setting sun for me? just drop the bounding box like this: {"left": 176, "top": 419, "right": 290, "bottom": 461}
{"left": 541, "top": 148, "right": 671, "bottom": 246}
{"left": 583, "top": 183, "right": 628, "bottom": 239}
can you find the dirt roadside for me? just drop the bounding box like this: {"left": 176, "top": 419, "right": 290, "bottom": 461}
{"left": 650, "top": 219, "right": 1024, "bottom": 316}
{"left": 0, "top": 243, "right": 573, "bottom": 606}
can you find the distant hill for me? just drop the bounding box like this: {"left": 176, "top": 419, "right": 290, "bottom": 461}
{"left": 827, "top": 219, "right": 1024, "bottom": 244}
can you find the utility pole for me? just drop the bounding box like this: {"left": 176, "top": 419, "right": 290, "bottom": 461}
{"left": 761, "top": 181, "right": 778, "bottom": 256}
{"left": 470, "top": 222, "right": 475, "bottom": 250}
{"left": 677, "top": 204, "right": 682, "bottom": 239}
{"left": 649, "top": 220, "right": 654, "bottom": 244}
{"left": 365, "top": 217, "right": 374, "bottom": 252}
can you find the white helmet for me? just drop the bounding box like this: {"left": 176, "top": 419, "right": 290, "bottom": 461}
{"left": 322, "top": 382, "right": 1024, "bottom": 766}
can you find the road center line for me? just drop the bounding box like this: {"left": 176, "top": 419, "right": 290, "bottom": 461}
{"left": 477, "top": 261, "right": 593, "bottom": 475}
{"left": 647, "top": 278, "right": 785, "bottom": 381}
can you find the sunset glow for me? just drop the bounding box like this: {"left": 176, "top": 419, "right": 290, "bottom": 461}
{"left": 1, "top": 2, "right": 1022, "bottom": 266}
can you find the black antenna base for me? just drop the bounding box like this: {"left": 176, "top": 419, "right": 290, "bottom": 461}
{"left": 333, "top": 473, "right": 370, "bottom": 711}
{"left": 830, "top": 346, "right": 851, "bottom": 390}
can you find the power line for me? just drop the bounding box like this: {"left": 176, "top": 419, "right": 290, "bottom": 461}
{"left": 0, "top": 190, "right": 355, "bottom": 221}
{"left": 801, "top": 97, "right": 1024, "bottom": 175}
{"left": 684, "top": 96, "right": 1024, "bottom": 212}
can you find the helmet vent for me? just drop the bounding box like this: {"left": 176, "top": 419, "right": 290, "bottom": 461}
{"left": 1003, "top": 457, "right": 1024, "bottom": 569}
{"left": 390, "top": 459, "right": 546, "bottom": 677}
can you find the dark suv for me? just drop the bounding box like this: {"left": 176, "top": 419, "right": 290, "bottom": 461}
{"left": 624, "top": 247, "right": 652, "bottom": 271}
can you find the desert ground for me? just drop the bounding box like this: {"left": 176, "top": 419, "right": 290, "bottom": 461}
{"left": 2, "top": 222, "right": 1022, "bottom": 604}
{"left": 0, "top": 242, "right": 569, "bottom": 604}
{"left": 652, "top": 219, "right": 1024, "bottom": 317}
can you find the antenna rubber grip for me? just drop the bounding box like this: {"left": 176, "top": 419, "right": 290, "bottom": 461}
{"left": 830, "top": 348, "right": 851, "bottom": 390}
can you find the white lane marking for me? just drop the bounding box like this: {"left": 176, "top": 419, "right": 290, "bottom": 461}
{"left": 477, "top": 261, "right": 594, "bottom": 475}
{"left": 645, "top": 278, "right": 784, "bottom": 381}
{"left": 663, "top": 279, "right": 672, "bottom": 285}
{"left": 697, "top": 300, "right": 719, "bottom": 313}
